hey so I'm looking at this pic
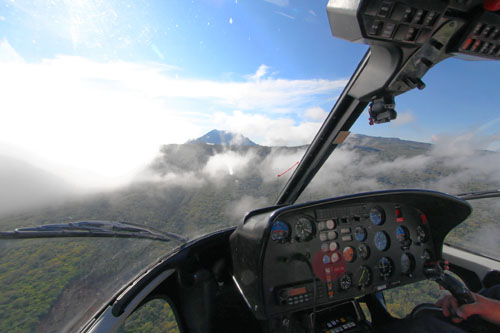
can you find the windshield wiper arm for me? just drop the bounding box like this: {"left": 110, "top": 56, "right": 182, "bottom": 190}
{"left": 0, "top": 220, "right": 187, "bottom": 243}
{"left": 456, "top": 189, "right": 500, "bottom": 201}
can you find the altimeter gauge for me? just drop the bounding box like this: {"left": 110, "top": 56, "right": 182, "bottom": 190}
{"left": 295, "top": 216, "right": 315, "bottom": 242}
{"left": 378, "top": 257, "right": 393, "bottom": 279}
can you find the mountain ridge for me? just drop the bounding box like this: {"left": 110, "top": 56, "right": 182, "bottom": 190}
{"left": 188, "top": 129, "right": 257, "bottom": 146}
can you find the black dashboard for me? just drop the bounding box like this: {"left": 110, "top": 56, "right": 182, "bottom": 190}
{"left": 230, "top": 190, "right": 471, "bottom": 321}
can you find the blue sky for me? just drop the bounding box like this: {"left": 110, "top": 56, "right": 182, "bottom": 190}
{"left": 0, "top": 0, "right": 499, "bottom": 188}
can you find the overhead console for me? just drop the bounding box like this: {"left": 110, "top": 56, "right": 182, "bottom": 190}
{"left": 230, "top": 190, "right": 471, "bottom": 320}
{"left": 328, "top": 0, "right": 500, "bottom": 59}
{"left": 327, "top": 0, "right": 500, "bottom": 99}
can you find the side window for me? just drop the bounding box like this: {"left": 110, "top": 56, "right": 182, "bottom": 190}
{"left": 383, "top": 280, "right": 447, "bottom": 318}
{"left": 384, "top": 270, "right": 466, "bottom": 319}
{"left": 119, "top": 298, "right": 180, "bottom": 333}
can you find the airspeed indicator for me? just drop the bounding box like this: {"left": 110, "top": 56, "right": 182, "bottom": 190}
{"left": 378, "top": 257, "right": 393, "bottom": 279}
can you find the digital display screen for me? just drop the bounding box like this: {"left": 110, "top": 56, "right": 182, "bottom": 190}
{"left": 289, "top": 287, "right": 307, "bottom": 296}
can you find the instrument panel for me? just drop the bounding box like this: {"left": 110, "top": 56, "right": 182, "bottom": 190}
{"left": 263, "top": 202, "right": 433, "bottom": 315}
{"left": 230, "top": 190, "right": 471, "bottom": 320}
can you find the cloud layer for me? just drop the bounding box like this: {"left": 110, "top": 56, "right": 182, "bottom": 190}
{"left": 0, "top": 39, "right": 345, "bottom": 189}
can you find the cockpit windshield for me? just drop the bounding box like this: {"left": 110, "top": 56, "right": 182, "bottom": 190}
{"left": 0, "top": 1, "right": 499, "bottom": 332}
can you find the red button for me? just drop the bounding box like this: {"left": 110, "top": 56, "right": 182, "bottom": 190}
{"left": 484, "top": 0, "right": 500, "bottom": 12}
{"left": 462, "top": 38, "right": 473, "bottom": 50}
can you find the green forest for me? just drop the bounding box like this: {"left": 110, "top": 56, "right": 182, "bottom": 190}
{"left": 0, "top": 136, "right": 499, "bottom": 332}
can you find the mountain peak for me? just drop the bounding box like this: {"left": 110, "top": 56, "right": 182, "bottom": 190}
{"left": 189, "top": 129, "right": 257, "bottom": 146}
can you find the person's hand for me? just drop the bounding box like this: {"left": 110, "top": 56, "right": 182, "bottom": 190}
{"left": 436, "top": 292, "right": 500, "bottom": 325}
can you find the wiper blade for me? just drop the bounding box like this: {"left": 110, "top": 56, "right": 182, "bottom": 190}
{"left": 0, "top": 220, "right": 187, "bottom": 243}
{"left": 456, "top": 189, "right": 500, "bottom": 201}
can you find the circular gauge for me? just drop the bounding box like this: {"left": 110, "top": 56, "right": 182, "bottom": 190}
{"left": 416, "top": 225, "right": 428, "bottom": 243}
{"left": 321, "top": 243, "right": 329, "bottom": 252}
{"left": 358, "top": 244, "right": 370, "bottom": 260}
{"left": 395, "top": 226, "right": 410, "bottom": 243}
{"left": 295, "top": 217, "right": 315, "bottom": 242}
{"left": 328, "top": 230, "right": 338, "bottom": 240}
{"left": 331, "top": 252, "right": 340, "bottom": 263}
{"left": 326, "top": 219, "right": 336, "bottom": 229}
{"left": 329, "top": 241, "right": 339, "bottom": 252}
{"left": 354, "top": 226, "right": 367, "bottom": 242}
{"left": 270, "top": 221, "right": 290, "bottom": 242}
{"left": 318, "top": 221, "right": 326, "bottom": 231}
{"left": 374, "top": 231, "right": 390, "bottom": 251}
{"left": 322, "top": 254, "right": 331, "bottom": 264}
{"left": 370, "top": 207, "right": 385, "bottom": 225}
{"left": 378, "top": 257, "right": 393, "bottom": 279}
{"left": 319, "top": 232, "right": 328, "bottom": 242}
{"left": 343, "top": 246, "right": 356, "bottom": 263}
{"left": 357, "top": 266, "right": 372, "bottom": 288}
{"left": 339, "top": 273, "right": 352, "bottom": 290}
{"left": 401, "top": 253, "right": 415, "bottom": 275}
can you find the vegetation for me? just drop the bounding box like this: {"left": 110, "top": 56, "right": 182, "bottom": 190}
{"left": 0, "top": 136, "right": 498, "bottom": 331}
{"left": 119, "top": 299, "right": 179, "bottom": 333}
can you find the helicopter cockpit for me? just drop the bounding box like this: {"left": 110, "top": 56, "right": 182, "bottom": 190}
{"left": 2, "top": 1, "right": 499, "bottom": 333}
{"left": 230, "top": 190, "right": 471, "bottom": 331}
{"left": 226, "top": 1, "right": 500, "bottom": 331}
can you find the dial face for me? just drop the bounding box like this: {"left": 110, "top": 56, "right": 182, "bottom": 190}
{"left": 401, "top": 253, "right": 415, "bottom": 275}
{"left": 370, "top": 207, "right": 385, "bottom": 225}
{"left": 321, "top": 243, "right": 329, "bottom": 252}
{"left": 322, "top": 254, "right": 331, "bottom": 264}
{"left": 395, "top": 226, "right": 410, "bottom": 243}
{"left": 358, "top": 244, "right": 370, "bottom": 260}
{"left": 329, "top": 242, "right": 339, "bottom": 252}
{"left": 378, "top": 257, "right": 393, "bottom": 279}
{"left": 343, "top": 246, "right": 356, "bottom": 263}
{"left": 326, "top": 219, "right": 336, "bottom": 229}
{"left": 374, "top": 231, "right": 390, "bottom": 251}
{"left": 416, "top": 225, "right": 428, "bottom": 243}
{"left": 357, "top": 266, "right": 372, "bottom": 288}
{"left": 328, "top": 230, "right": 338, "bottom": 240}
{"left": 295, "top": 217, "right": 315, "bottom": 242}
{"left": 270, "top": 221, "right": 289, "bottom": 242}
{"left": 319, "top": 232, "right": 328, "bottom": 242}
{"left": 318, "top": 221, "right": 326, "bottom": 231}
{"left": 331, "top": 252, "right": 340, "bottom": 263}
{"left": 354, "top": 226, "right": 367, "bottom": 242}
{"left": 339, "top": 273, "right": 352, "bottom": 290}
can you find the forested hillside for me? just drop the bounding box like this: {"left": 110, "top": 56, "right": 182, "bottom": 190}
{"left": 0, "top": 133, "right": 499, "bottom": 332}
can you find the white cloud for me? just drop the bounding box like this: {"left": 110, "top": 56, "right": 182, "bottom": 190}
{"left": 301, "top": 131, "right": 500, "bottom": 200}
{"left": 248, "top": 64, "right": 270, "bottom": 81}
{"left": 308, "top": 10, "right": 317, "bottom": 17}
{"left": 275, "top": 11, "right": 295, "bottom": 20}
{"left": 0, "top": 38, "right": 23, "bottom": 63}
{"left": 203, "top": 150, "right": 256, "bottom": 178}
{"left": 393, "top": 112, "right": 415, "bottom": 126}
{"left": 264, "top": 0, "right": 289, "bottom": 7}
{"left": 212, "top": 111, "right": 322, "bottom": 146}
{"left": 305, "top": 106, "right": 328, "bottom": 121}
{"left": 0, "top": 39, "right": 345, "bottom": 190}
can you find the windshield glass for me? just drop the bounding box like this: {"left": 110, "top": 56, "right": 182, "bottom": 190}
{"left": 1, "top": 0, "right": 500, "bottom": 331}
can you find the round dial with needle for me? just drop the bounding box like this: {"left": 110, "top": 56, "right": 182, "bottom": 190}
{"left": 358, "top": 266, "right": 372, "bottom": 288}
{"left": 339, "top": 273, "right": 352, "bottom": 290}
{"left": 295, "top": 217, "right": 315, "bottom": 242}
